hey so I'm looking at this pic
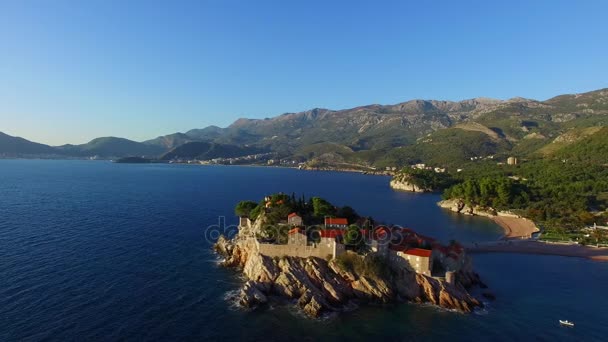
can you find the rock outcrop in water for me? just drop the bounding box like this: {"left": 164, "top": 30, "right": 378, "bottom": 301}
{"left": 389, "top": 178, "right": 429, "bottom": 193}
{"left": 215, "top": 227, "right": 486, "bottom": 318}
{"left": 437, "top": 198, "right": 497, "bottom": 217}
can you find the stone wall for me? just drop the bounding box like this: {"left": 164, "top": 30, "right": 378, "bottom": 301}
{"left": 257, "top": 238, "right": 344, "bottom": 259}
{"left": 288, "top": 232, "right": 307, "bottom": 246}
{"left": 258, "top": 243, "right": 332, "bottom": 259}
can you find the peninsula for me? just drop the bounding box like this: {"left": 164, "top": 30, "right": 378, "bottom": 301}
{"left": 214, "top": 193, "right": 490, "bottom": 318}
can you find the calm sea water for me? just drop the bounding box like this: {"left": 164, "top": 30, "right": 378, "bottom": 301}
{"left": 1, "top": 160, "right": 606, "bottom": 341}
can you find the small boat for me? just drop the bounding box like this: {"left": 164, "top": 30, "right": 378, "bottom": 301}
{"left": 559, "top": 320, "right": 574, "bottom": 327}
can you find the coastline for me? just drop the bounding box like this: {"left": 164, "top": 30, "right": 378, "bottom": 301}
{"left": 437, "top": 199, "right": 539, "bottom": 240}
{"left": 467, "top": 240, "right": 608, "bottom": 262}
{"left": 433, "top": 199, "right": 608, "bottom": 261}
{"left": 146, "top": 160, "right": 395, "bottom": 176}
{"left": 491, "top": 216, "right": 539, "bottom": 240}
{"left": 1, "top": 157, "right": 395, "bottom": 177}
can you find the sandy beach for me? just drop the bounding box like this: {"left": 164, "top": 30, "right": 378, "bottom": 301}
{"left": 492, "top": 216, "right": 540, "bottom": 239}
{"left": 467, "top": 240, "right": 608, "bottom": 261}
{"left": 470, "top": 216, "right": 608, "bottom": 261}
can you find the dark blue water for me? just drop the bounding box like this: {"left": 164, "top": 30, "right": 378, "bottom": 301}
{"left": 1, "top": 160, "right": 606, "bottom": 341}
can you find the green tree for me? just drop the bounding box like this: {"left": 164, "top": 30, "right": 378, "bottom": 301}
{"left": 312, "top": 197, "right": 335, "bottom": 217}
{"left": 592, "top": 227, "right": 605, "bottom": 246}
{"left": 478, "top": 179, "right": 490, "bottom": 206}
{"left": 249, "top": 205, "right": 263, "bottom": 221}
{"left": 463, "top": 180, "right": 479, "bottom": 205}
{"left": 234, "top": 201, "right": 258, "bottom": 217}
{"left": 336, "top": 206, "right": 359, "bottom": 223}
{"left": 495, "top": 179, "right": 512, "bottom": 209}
{"left": 344, "top": 224, "right": 365, "bottom": 250}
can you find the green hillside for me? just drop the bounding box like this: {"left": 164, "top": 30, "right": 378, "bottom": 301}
{"left": 3, "top": 88, "right": 608, "bottom": 164}
{"left": 553, "top": 127, "right": 608, "bottom": 164}
{"left": 160, "top": 141, "right": 263, "bottom": 161}
{"left": 58, "top": 137, "right": 166, "bottom": 158}
{"left": 375, "top": 129, "right": 512, "bottom": 168}
{"left": 0, "top": 132, "right": 59, "bottom": 156}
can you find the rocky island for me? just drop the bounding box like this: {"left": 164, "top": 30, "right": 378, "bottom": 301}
{"left": 214, "top": 193, "right": 490, "bottom": 318}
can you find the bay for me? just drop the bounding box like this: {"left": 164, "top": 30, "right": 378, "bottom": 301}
{"left": 0, "top": 160, "right": 605, "bottom": 341}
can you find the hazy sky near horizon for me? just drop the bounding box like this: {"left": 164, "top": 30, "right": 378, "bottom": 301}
{"left": 1, "top": 0, "right": 607, "bottom": 145}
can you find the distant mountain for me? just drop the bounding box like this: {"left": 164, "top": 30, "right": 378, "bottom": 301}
{"left": 143, "top": 126, "right": 225, "bottom": 149}
{"left": 2, "top": 88, "right": 608, "bottom": 165}
{"left": 185, "top": 126, "right": 225, "bottom": 140}
{"left": 203, "top": 88, "right": 608, "bottom": 167}
{"left": 0, "top": 132, "right": 59, "bottom": 156}
{"left": 57, "top": 137, "right": 167, "bottom": 158}
{"left": 143, "top": 133, "right": 196, "bottom": 150}
{"left": 160, "top": 141, "right": 263, "bottom": 161}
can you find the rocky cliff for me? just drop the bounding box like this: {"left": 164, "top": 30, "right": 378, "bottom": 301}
{"left": 214, "top": 231, "right": 486, "bottom": 318}
{"left": 437, "top": 198, "right": 496, "bottom": 217}
{"left": 389, "top": 174, "right": 431, "bottom": 193}
{"left": 438, "top": 198, "right": 528, "bottom": 220}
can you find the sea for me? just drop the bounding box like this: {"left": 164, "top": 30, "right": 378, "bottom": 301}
{"left": 1, "top": 160, "right": 606, "bottom": 341}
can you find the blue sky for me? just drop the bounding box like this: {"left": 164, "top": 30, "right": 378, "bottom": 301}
{"left": 1, "top": 0, "right": 607, "bottom": 145}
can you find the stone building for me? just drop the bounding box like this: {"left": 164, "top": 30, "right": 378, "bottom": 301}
{"left": 287, "top": 212, "right": 303, "bottom": 226}
{"left": 390, "top": 247, "right": 433, "bottom": 276}
{"left": 318, "top": 230, "right": 346, "bottom": 258}
{"left": 287, "top": 228, "right": 307, "bottom": 246}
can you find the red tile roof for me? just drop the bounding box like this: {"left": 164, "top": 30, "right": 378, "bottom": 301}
{"left": 319, "top": 229, "right": 344, "bottom": 238}
{"left": 403, "top": 248, "right": 432, "bottom": 258}
{"left": 325, "top": 217, "right": 348, "bottom": 225}
{"left": 288, "top": 212, "right": 300, "bottom": 219}
{"left": 373, "top": 226, "right": 391, "bottom": 240}
{"left": 288, "top": 228, "right": 303, "bottom": 235}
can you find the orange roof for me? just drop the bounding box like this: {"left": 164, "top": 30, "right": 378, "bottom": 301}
{"left": 288, "top": 212, "right": 300, "bottom": 219}
{"left": 325, "top": 217, "right": 348, "bottom": 225}
{"left": 288, "top": 228, "right": 304, "bottom": 235}
{"left": 403, "top": 248, "right": 432, "bottom": 258}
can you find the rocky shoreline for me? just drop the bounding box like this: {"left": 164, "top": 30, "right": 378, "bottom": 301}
{"left": 438, "top": 198, "right": 539, "bottom": 239}
{"left": 298, "top": 164, "right": 393, "bottom": 176}
{"left": 437, "top": 198, "right": 497, "bottom": 217}
{"left": 389, "top": 173, "right": 434, "bottom": 192}
{"left": 389, "top": 178, "right": 429, "bottom": 192}
{"left": 214, "top": 222, "right": 489, "bottom": 318}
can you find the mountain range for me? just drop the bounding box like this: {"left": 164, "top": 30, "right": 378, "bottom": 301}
{"left": 2, "top": 88, "right": 607, "bottom": 167}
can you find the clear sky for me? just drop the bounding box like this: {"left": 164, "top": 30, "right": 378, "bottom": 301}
{"left": 1, "top": 0, "right": 607, "bottom": 145}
